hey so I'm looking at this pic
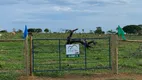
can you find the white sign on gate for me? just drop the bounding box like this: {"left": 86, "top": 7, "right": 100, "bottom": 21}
{"left": 66, "top": 44, "right": 80, "bottom": 57}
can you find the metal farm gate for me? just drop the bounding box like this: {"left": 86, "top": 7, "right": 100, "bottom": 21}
{"left": 32, "top": 37, "right": 111, "bottom": 72}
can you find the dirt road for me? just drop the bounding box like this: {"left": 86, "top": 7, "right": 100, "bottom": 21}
{"left": 19, "top": 73, "right": 142, "bottom": 80}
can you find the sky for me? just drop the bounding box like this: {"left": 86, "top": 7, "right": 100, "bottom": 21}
{"left": 0, "top": 0, "right": 142, "bottom": 32}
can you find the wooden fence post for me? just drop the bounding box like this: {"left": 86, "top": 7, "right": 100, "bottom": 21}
{"left": 24, "top": 37, "right": 29, "bottom": 76}
{"left": 111, "top": 34, "right": 118, "bottom": 74}
{"left": 29, "top": 34, "right": 33, "bottom": 76}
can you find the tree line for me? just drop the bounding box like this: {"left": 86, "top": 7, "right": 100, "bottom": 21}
{"left": 0, "top": 24, "right": 142, "bottom": 35}
{"left": 0, "top": 28, "right": 50, "bottom": 33}
{"left": 107, "top": 24, "right": 142, "bottom": 35}
{"left": 123, "top": 25, "right": 142, "bottom": 35}
{"left": 0, "top": 27, "right": 104, "bottom": 34}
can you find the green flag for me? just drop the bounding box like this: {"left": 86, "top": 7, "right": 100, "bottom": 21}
{"left": 117, "top": 25, "right": 126, "bottom": 40}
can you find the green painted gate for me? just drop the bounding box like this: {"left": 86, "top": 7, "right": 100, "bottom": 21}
{"left": 32, "top": 37, "right": 111, "bottom": 72}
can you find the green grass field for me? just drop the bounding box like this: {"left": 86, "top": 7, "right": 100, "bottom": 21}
{"left": 0, "top": 33, "right": 142, "bottom": 80}
{"left": 0, "top": 41, "right": 25, "bottom": 80}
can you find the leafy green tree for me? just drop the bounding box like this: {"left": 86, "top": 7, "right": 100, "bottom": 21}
{"left": 94, "top": 27, "right": 105, "bottom": 34}
{"left": 65, "top": 29, "right": 70, "bottom": 33}
{"left": 138, "top": 24, "right": 142, "bottom": 27}
{"left": 107, "top": 30, "right": 116, "bottom": 34}
{"left": 44, "top": 28, "right": 49, "bottom": 33}
{"left": 35, "top": 28, "right": 42, "bottom": 33}
{"left": 0, "top": 30, "right": 7, "bottom": 33}
{"left": 28, "top": 28, "right": 42, "bottom": 33}
{"left": 82, "top": 29, "right": 84, "bottom": 33}
{"left": 28, "top": 28, "right": 35, "bottom": 32}
{"left": 17, "top": 29, "right": 23, "bottom": 33}
{"left": 137, "top": 25, "right": 142, "bottom": 35}
{"left": 123, "top": 25, "right": 142, "bottom": 34}
{"left": 95, "top": 29, "right": 103, "bottom": 34}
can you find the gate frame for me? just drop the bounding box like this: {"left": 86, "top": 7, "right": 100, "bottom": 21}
{"left": 29, "top": 34, "right": 119, "bottom": 75}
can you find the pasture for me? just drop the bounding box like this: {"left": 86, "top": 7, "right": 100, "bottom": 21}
{"left": 0, "top": 33, "right": 142, "bottom": 80}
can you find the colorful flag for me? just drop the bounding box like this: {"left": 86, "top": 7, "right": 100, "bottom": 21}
{"left": 23, "top": 25, "right": 28, "bottom": 39}
{"left": 117, "top": 25, "right": 126, "bottom": 40}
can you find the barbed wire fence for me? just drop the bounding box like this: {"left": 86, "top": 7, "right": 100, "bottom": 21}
{"left": 0, "top": 40, "right": 26, "bottom": 80}
{"left": 118, "top": 35, "right": 142, "bottom": 73}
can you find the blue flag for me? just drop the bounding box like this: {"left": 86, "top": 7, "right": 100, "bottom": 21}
{"left": 23, "top": 25, "right": 28, "bottom": 39}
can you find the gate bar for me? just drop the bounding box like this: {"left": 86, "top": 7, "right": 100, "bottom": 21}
{"left": 84, "top": 46, "right": 87, "bottom": 70}
{"left": 59, "top": 39, "right": 61, "bottom": 71}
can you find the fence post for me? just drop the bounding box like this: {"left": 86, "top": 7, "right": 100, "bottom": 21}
{"left": 111, "top": 34, "right": 118, "bottom": 74}
{"left": 24, "top": 36, "right": 29, "bottom": 76}
{"left": 29, "top": 33, "right": 33, "bottom": 76}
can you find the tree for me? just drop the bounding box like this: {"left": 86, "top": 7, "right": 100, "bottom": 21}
{"left": 0, "top": 30, "right": 7, "bottom": 33}
{"left": 28, "top": 28, "right": 35, "bottom": 32}
{"left": 44, "top": 28, "right": 49, "bottom": 33}
{"left": 28, "top": 28, "right": 42, "bottom": 33}
{"left": 35, "top": 28, "right": 42, "bottom": 33}
{"left": 107, "top": 30, "right": 116, "bottom": 34}
{"left": 82, "top": 29, "right": 84, "bottom": 33}
{"left": 13, "top": 28, "right": 16, "bottom": 32}
{"left": 123, "top": 25, "right": 142, "bottom": 34}
{"left": 17, "top": 29, "right": 23, "bottom": 33}
{"left": 65, "top": 29, "right": 70, "bottom": 33}
{"left": 137, "top": 24, "right": 142, "bottom": 35}
{"left": 138, "top": 24, "right": 142, "bottom": 27}
{"left": 94, "top": 27, "right": 105, "bottom": 34}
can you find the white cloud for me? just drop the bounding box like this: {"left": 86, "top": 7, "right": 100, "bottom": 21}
{"left": 53, "top": 6, "right": 72, "bottom": 11}
{"left": 0, "top": 0, "right": 142, "bottom": 32}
